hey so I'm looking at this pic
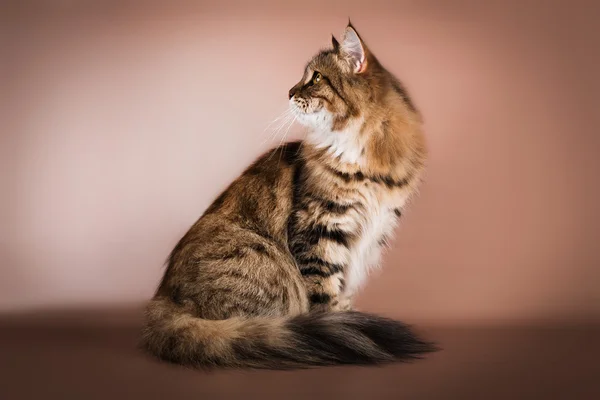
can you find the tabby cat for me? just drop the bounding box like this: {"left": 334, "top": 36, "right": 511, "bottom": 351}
{"left": 141, "top": 23, "right": 435, "bottom": 369}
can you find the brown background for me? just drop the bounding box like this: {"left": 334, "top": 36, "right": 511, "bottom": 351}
{"left": 2, "top": 1, "right": 600, "bottom": 399}
{"left": 2, "top": 0, "right": 600, "bottom": 321}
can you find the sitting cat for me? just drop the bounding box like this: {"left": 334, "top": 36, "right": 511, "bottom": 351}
{"left": 141, "top": 23, "right": 435, "bottom": 369}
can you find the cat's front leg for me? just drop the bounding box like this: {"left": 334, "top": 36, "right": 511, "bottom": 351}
{"left": 332, "top": 274, "right": 356, "bottom": 311}
{"left": 333, "top": 295, "right": 354, "bottom": 311}
{"left": 302, "top": 271, "right": 346, "bottom": 312}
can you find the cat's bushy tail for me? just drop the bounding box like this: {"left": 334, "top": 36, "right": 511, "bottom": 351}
{"left": 140, "top": 297, "right": 437, "bottom": 369}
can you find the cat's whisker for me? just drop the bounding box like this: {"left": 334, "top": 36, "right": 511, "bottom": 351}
{"left": 269, "top": 114, "right": 295, "bottom": 141}
{"left": 277, "top": 116, "right": 297, "bottom": 166}
{"left": 262, "top": 116, "right": 293, "bottom": 148}
{"left": 259, "top": 110, "right": 295, "bottom": 147}
{"left": 261, "top": 109, "right": 293, "bottom": 135}
{"left": 270, "top": 113, "right": 294, "bottom": 135}
{"left": 266, "top": 115, "right": 296, "bottom": 163}
{"left": 263, "top": 108, "right": 293, "bottom": 132}
{"left": 296, "top": 130, "right": 309, "bottom": 156}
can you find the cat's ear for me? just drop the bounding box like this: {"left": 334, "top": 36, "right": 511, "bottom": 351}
{"left": 331, "top": 34, "right": 340, "bottom": 51}
{"left": 340, "top": 23, "right": 367, "bottom": 73}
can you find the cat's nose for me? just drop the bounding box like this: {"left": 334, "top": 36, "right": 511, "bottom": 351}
{"left": 288, "top": 87, "right": 297, "bottom": 100}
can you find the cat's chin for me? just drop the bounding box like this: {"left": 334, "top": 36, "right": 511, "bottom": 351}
{"left": 291, "top": 108, "right": 334, "bottom": 133}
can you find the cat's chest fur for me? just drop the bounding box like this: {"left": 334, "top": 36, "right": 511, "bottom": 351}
{"left": 343, "top": 186, "right": 408, "bottom": 296}
{"left": 303, "top": 121, "right": 417, "bottom": 298}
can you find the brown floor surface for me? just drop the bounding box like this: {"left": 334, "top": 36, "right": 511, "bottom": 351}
{"left": 0, "top": 309, "right": 599, "bottom": 400}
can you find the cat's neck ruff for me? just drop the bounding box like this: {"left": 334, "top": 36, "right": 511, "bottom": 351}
{"left": 304, "top": 113, "right": 367, "bottom": 167}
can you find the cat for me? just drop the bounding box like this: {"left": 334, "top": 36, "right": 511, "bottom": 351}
{"left": 141, "top": 22, "right": 435, "bottom": 369}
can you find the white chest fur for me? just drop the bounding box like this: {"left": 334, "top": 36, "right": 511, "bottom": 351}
{"left": 343, "top": 193, "right": 407, "bottom": 297}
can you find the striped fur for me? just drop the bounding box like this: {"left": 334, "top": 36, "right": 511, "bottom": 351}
{"left": 141, "top": 23, "right": 433, "bottom": 369}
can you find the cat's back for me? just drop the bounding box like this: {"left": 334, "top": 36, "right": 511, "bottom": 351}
{"left": 203, "top": 140, "right": 301, "bottom": 225}
{"left": 169, "top": 141, "right": 304, "bottom": 259}
{"left": 154, "top": 141, "right": 309, "bottom": 318}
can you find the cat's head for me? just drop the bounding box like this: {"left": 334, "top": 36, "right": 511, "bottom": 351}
{"left": 289, "top": 23, "right": 416, "bottom": 138}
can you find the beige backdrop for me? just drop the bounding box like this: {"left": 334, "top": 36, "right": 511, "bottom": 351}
{"left": 1, "top": 0, "right": 599, "bottom": 324}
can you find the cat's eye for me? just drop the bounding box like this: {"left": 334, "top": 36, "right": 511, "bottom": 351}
{"left": 312, "top": 72, "right": 322, "bottom": 84}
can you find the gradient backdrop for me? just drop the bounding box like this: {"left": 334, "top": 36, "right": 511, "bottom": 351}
{"left": 1, "top": 0, "right": 599, "bottom": 326}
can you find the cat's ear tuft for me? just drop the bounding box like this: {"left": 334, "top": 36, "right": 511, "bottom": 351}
{"left": 341, "top": 24, "right": 367, "bottom": 73}
{"left": 331, "top": 34, "right": 340, "bottom": 51}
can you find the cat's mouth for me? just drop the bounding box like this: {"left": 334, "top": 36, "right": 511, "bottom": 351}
{"left": 289, "top": 98, "right": 324, "bottom": 116}
{"left": 289, "top": 103, "right": 333, "bottom": 132}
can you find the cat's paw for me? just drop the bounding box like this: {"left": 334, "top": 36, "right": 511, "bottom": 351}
{"left": 333, "top": 298, "right": 354, "bottom": 312}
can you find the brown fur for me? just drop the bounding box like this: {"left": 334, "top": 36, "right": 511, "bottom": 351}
{"left": 140, "top": 23, "right": 435, "bottom": 370}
